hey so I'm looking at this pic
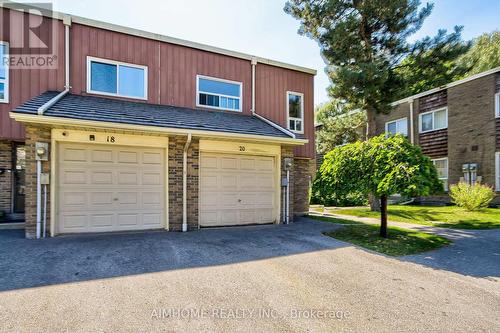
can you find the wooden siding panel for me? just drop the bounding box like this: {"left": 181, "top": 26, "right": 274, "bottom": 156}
{"left": 419, "top": 90, "right": 447, "bottom": 113}
{"left": 419, "top": 129, "right": 448, "bottom": 158}
{"left": 255, "top": 64, "right": 314, "bottom": 158}
{"left": 0, "top": 8, "right": 65, "bottom": 140}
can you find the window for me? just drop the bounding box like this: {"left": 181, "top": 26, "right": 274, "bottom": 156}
{"left": 495, "top": 92, "right": 500, "bottom": 118}
{"left": 196, "top": 75, "right": 242, "bottom": 112}
{"left": 496, "top": 152, "right": 500, "bottom": 191}
{"left": 385, "top": 118, "right": 408, "bottom": 136}
{"left": 419, "top": 107, "right": 448, "bottom": 133}
{"left": 87, "top": 56, "right": 147, "bottom": 100}
{"left": 0, "top": 42, "right": 9, "bottom": 103}
{"left": 287, "top": 91, "right": 304, "bottom": 133}
{"left": 432, "top": 157, "right": 449, "bottom": 191}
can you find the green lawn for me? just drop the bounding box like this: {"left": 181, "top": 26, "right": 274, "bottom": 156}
{"left": 326, "top": 205, "right": 500, "bottom": 229}
{"left": 310, "top": 215, "right": 451, "bottom": 256}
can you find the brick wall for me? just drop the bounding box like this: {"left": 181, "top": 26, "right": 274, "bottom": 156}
{"left": 25, "top": 126, "right": 52, "bottom": 239}
{"left": 293, "top": 158, "right": 314, "bottom": 216}
{"left": 0, "top": 141, "right": 12, "bottom": 217}
{"left": 168, "top": 136, "right": 199, "bottom": 231}
{"left": 447, "top": 74, "right": 497, "bottom": 187}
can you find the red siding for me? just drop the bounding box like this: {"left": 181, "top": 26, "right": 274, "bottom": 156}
{"left": 3, "top": 17, "right": 315, "bottom": 158}
{"left": 256, "top": 64, "right": 315, "bottom": 158}
{"left": 0, "top": 8, "right": 65, "bottom": 140}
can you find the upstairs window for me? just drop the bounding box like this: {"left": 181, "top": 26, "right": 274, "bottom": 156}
{"left": 432, "top": 157, "right": 449, "bottom": 191}
{"left": 495, "top": 92, "right": 500, "bottom": 118}
{"left": 0, "top": 42, "right": 9, "bottom": 103}
{"left": 196, "top": 75, "right": 242, "bottom": 112}
{"left": 419, "top": 107, "right": 447, "bottom": 133}
{"left": 385, "top": 118, "right": 408, "bottom": 137}
{"left": 287, "top": 91, "right": 304, "bottom": 133}
{"left": 87, "top": 56, "right": 147, "bottom": 100}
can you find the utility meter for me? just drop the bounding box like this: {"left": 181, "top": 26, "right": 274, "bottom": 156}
{"left": 35, "top": 142, "right": 49, "bottom": 161}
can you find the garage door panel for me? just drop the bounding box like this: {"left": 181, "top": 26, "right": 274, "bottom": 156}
{"left": 58, "top": 143, "right": 165, "bottom": 234}
{"left": 62, "top": 170, "right": 87, "bottom": 184}
{"left": 118, "top": 151, "right": 139, "bottom": 164}
{"left": 92, "top": 171, "right": 113, "bottom": 184}
{"left": 90, "top": 214, "right": 114, "bottom": 228}
{"left": 91, "top": 149, "right": 113, "bottom": 163}
{"left": 200, "top": 153, "right": 277, "bottom": 227}
{"left": 63, "top": 148, "right": 87, "bottom": 162}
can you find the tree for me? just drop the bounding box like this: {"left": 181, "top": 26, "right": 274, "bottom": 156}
{"left": 394, "top": 27, "right": 471, "bottom": 98}
{"left": 458, "top": 30, "right": 500, "bottom": 75}
{"left": 284, "top": 0, "right": 466, "bottom": 210}
{"left": 315, "top": 100, "right": 366, "bottom": 153}
{"left": 315, "top": 134, "right": 442, "bottom": 237}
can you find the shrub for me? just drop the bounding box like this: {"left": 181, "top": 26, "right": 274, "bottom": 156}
{"left": 449, "top": 182, "right": 494, "bottom": 211}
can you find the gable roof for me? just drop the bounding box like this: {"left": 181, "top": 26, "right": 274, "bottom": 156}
{"left": 12, "top": 92, "right": 293, "bottom": 139}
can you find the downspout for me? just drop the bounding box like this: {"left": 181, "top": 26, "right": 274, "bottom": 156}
{"left": 36, "top": 16, "right": 72, "bottom": 239}
{"left": 37, "top": 16, "right": 71, "bottom": 115}
{"left": 182, "top": 133, "right": 192, "bottom": 232}
{"left": 409, "top": 99, "right": 414, "bottom": 144}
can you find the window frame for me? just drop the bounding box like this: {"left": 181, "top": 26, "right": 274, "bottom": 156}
{"left": 385, "top": 117, "right": 408, "bottom": 137}
{"left": 496, "top": 152, "right": 500, "bottom": 191}
{"left": 0, "top": 41, "right": 9, "bottom": 104}
{"left": 419, "top": 107, "right": 448, "bottom": 133}
{"left": 432, "top": 157, "right": 449, "bottom": 192}
{"left": 86, "top": 56, "right": 148, "bottom": 100}
{"left": 195, "top": 74, "right": 243, "bottom": 112}
{"left": 286, "top": 91, "right": 305, "bottom": 134}
{"left": 495, "top": 92, "right": 500, "bottom": 118}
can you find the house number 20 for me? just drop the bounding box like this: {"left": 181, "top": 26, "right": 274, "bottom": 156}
{"left": 239, "top": 146, "right": 246, "bottom": 151}
{"left": 106, "top": 136, "right": 116, "bottom": 143}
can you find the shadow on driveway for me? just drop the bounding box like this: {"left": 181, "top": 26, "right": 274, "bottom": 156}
{"left": 0, "top": 218, "right": 344, "bottom": 292}
{"left": 402, "top": 227, "right": 500, "bottom": 280}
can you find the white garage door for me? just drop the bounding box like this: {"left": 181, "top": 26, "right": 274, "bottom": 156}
{"left": 200, "top": 153, "right": 277, "bottom": 227}
{"left": 57, "top": 143, "right": 165, "bottom": 233}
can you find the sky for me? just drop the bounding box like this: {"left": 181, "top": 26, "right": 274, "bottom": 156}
{"left": 44, "top": 0, "right": 500, "bottom": 106}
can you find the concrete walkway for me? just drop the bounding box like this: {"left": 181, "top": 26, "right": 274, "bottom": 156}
{"left": 313, "top": 212, "right": 500, "bottom": 280}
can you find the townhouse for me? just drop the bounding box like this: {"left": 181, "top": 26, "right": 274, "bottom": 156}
{"left": 376, "top": 67, "right": 500, "bottom": 204}
{"left": 0, "top": 3, "right": 316, "bottom": 238}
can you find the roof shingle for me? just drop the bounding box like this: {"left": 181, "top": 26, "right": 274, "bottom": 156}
{"left": 13, "top": 92, "right": 291, "bottom": 138}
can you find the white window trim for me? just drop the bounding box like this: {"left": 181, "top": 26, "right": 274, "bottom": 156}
{"left": 385, "top": 117, "right": 408, "bottom": 136}
{"left": 0, "top": 41, "right": 9, "bottom": 104}
{"left": 496, "top": 152, "right": 500, "bottom": 191}
{"left": 196, "top": 74, "right": 243, "bottom": 112}
{"left": 432, "top": 157, "right": 449, "bottom": 192}
{"left": 495, "top": 92, "right": 500, "bottom": 118}
{"left": 86, "top": 56, "right": 148, "bottom": 100}
{"left": 286, "top": 91, "right": 304, "bottom": 134}
{"left": 419, "top": 106, "right": 448, "bottom": 133}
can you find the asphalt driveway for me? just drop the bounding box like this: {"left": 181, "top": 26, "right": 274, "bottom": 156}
{"left": 0, "top": 218, "right": 499, "bottom": 332}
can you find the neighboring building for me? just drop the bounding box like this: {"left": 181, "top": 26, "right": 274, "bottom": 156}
{"left": 0, "top": 3, "right": 316, "bottom": 238}
{"left": 375, "top": 67, "right": 500, "bottom": 205}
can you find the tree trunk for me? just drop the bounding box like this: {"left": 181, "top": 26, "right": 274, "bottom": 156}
{"left": 366, "top": 108, "right": 380, "bottom": 211}
{"left": 380, "top": 194, "right": 388, "bottom": 238}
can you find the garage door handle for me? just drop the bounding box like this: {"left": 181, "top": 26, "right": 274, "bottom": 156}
{"left": 113, "top": 198, "right": 119, "bottom": 201}
{"left": 238, "top": 199, "right": 242, "bottom": 202}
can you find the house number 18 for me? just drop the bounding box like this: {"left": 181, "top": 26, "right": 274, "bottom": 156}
{"left": 106, "top": 136, "right": 116, "bottom": 143}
